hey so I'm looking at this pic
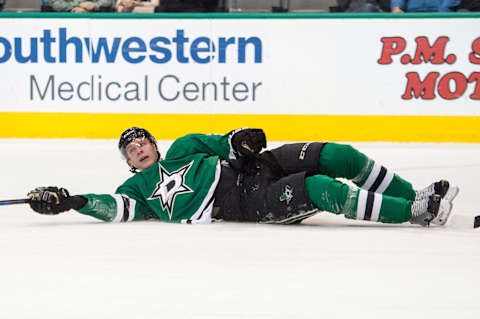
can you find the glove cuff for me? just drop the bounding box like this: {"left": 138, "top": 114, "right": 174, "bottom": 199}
{"left": 68, "top": 196, "right": 88, "bottom": 210}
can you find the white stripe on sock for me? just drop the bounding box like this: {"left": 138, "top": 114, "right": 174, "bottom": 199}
{"left": 356, "top": 189, "right": 368, "bottom": 220}
{"left": 361, "top": 162, "right": 381, "bottom": 190}
{"left": 370, "top": 193, "right": 383, "bottom": 222}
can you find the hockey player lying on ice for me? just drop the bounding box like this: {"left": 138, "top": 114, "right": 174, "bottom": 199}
{"left": 28, "top": 127, "right": 459, "bottom": 227}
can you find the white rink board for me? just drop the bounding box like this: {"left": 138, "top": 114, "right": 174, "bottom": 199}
{"left": 0, "top": 139, "right": 479, "bottom": 319}
{"left": 0, "top": 18, "right": 480, "bottom": 115}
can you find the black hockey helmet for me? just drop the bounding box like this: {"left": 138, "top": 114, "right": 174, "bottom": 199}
{"left": 118, "top": 127, "right": 157, "bottom": 160}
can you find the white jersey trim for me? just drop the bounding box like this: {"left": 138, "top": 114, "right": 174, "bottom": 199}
{"left": 111, "top": 194, "right": 136, "bottom": 223}
{"left": 125, "top": 195, "right": 136, "bottom": 222}
{"left": 181, "top": 161, "right": 221, "bottom": 224}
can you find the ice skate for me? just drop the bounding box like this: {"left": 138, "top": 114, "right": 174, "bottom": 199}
{"left": 430, "top": 195, "right": 454, "bottom": 226}
{"left": 410, "top": 194, "right": 452, "bottom": 227}
{"left": 415, "top": 180, "right": 459, "bottom": 202}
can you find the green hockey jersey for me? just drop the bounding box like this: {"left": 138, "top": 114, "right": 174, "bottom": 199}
{"left": 77, "top": 130, "right": 240, "bottom": 224}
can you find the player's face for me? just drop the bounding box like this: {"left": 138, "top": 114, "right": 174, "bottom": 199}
{"left": 125, "top": 137, "right": 158, "bottom": 171}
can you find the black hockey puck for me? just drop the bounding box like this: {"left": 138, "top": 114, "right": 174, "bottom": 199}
{"left": 474, "top": 215, "right": 480, "bottom": 229}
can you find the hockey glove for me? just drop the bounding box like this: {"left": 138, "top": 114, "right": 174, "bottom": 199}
{"left": 231, "top": 128, "right": 267, "bottom": 157}
{"left": 27, "top": 186, "right": 85, "bottom": 215}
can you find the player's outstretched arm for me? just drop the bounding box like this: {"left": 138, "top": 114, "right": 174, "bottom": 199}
{"left": 27, "top": 186, "right": 151, "bottom": 222}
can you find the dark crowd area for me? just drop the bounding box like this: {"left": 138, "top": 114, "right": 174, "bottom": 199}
{"left": 0, "top": 0, "right": 479, "bottom": 14}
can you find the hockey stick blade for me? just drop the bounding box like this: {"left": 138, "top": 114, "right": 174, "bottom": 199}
{"left": 447, "top": 214, "right": 480, "bottom": 229}
{"left": 0, "top": 198, "right": 30, "bottom": 206}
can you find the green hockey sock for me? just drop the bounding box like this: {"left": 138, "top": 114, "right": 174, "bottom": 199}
{"left": 305, "top": 174, "right": 352, "bottom": 214}
{"left": 349, "top": 190, "right": 413, "bottom": 223}
{"left": 305, "top": 176, "right": 413, "bottom": 224}
{"left": 318, "top": 143, "right": 416, "bottom": 201}
{"left": 372, "top": 193, "right": 412, "bottom": 224}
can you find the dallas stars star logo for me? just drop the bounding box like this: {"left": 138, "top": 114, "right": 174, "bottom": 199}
{"left": 279, "top": 184, "right": 294, "bottom": 205}
{"left": 148, "top": 161, "right": 193, "bottom": 220}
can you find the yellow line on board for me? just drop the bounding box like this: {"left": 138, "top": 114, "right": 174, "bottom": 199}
{"left": 1, "top": 112, "right": 479, "bottom": 142}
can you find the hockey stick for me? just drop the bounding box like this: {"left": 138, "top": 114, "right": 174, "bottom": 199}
{"left": 0, "top": 198, "right": 30, "bottom": 206}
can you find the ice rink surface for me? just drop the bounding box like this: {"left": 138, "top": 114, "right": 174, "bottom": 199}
{"left": 0, "top": 139, "right": 479, "bottom": 319}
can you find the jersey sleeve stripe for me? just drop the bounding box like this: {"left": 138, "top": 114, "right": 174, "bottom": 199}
{"left": 121, "top": 196, "right": 130, "bottom": 222}
{"left": 111, "top": 194, "right": 125, "bottom": 223}
{"left": 127, "top": 198, "right": 136, "bottom": 222}
{"left": 228, "top": 134, "right": 236, "bottom": 160}
{"left": 111, "top": 194, "right": 137, "bottom": 223}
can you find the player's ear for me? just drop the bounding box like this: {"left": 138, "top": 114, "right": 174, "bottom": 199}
{"left": 127, "top": 159, "right": 134, "bottom": 168}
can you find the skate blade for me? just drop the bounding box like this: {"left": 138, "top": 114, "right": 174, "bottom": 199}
{"left": 431, "top": 199, "right": 453, "bottom": 226}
